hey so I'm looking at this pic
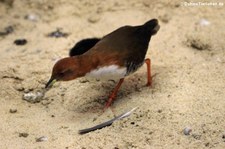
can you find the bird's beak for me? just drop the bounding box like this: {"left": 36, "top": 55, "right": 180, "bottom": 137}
{"left": 45, "top": 77, "right": 57, "bottom": 89}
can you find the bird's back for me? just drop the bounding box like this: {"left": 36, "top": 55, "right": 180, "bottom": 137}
{"left": 95, "top": 25, "right": 150, "bottom": 54}
{"left": 84, "top": 19, "right": 159, "bottom": 74}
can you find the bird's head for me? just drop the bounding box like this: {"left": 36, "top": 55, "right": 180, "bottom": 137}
{"left": 45, "top": 57, "right": 81, "bottom": 88}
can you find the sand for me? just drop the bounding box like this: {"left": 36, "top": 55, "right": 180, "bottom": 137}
{"left": 0, "top": 0, "right": 225, "bottom": 148}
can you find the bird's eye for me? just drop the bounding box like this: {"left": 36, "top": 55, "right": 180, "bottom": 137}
{"left": 59, "top": 72, "right": 65, "bottom": 76}
{"left": 59, "top": 69, "right": 72, "bottom": 77}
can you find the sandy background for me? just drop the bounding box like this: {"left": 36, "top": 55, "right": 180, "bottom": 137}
{"left": 0, "top": 0, "right": 225, "bottom": 148}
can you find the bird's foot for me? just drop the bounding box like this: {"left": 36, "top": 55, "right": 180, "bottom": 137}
{"left": 103, "top": 98, "right": 113, "bottom": 111}
{"left": 146, "top": 73, "right": 158, "bottom": 87}
{"left": 103, "top": 94, "right": 116, "bottom": 111}
{"left": 146, "top": 81, "right": 152, "bottom": 87}
{"left": 103, "top": 78, "right": 124, "bottom": 111}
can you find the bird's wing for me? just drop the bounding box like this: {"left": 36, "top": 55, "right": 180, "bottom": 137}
{"left": 69, "top": 38, "right": 101, "bottom": 56}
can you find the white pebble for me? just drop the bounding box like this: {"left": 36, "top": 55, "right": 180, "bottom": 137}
{"left": 199, "top": 19, "right": 210, "bottom": 26}
{"left": 23, "top": 91, "right": 44, "bottom": 103}
{"left": 36, "top": 136, "right": 48, "bottom": 142}
{"left": 25, "top": 14, "right": 39, "bottom": 22}
{"left": 183, "top": 127, "right": 192, "bottom": 135}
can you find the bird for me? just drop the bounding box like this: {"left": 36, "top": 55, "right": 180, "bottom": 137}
{"left": 45, "top": 19, "right": 160, "bottom": 109}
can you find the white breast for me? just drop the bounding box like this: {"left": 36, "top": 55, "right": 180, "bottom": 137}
{"left": 85, "top": 65, "right": 126, "bottom": 79}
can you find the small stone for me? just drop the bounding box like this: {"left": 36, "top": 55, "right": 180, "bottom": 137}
{"left": 174, "top": 3, "right": 180, "bottom": 7}
{"left": 187, "top": 37, "right": 211, "bottom": 51}
{"left": 0, "top": 26, "right": 14, "bottom": 36}
{"left": 205, "top": 142, "right": 210, "bottom": 147}
{"left": 199, "top": 19, "right": 210, "bottom": 26}
{"left": 14, "top": 39, "right": 27, "bottom": 46}
{"left": 36, "top": 136, "right": 48, "bottom": 142}
{"left": 5, "top": 26, "right": 14, "bottom": 33}
{"left": 79, "top": 79, "right": 89, "bottom": 83}
{"left": 159, "top": 14, "right": 171, "bottom": 23}
{"left": 24, "top": 14, "right": 39, "bottom": 22}
{"left": 19, "top": 132, "right": 29, "bottom": 138}
{"left": 47, "top": 28, "right": 69, "bottom": 38}
{"left": 157, "top": 109, "right": 162, "bottom": 113}
{"left": 23, "top": 92, "right": 36, "bottom": 102}
{"left": 183, "top": 127, "right": 192, "bottom": 135}
{"left": 88, "top": 15, "right": 100, "bottom": 23}
{"left": 1, "top": 0, "right": 14, "bottom": 6}
{"left": 23, "top": 91, "right": 45, "bottom": 103}
{"left": 222, "top": 134, "right": 225, "bottom": 139}
{"left": 9, "top": 108, "right": 17, "bottom": 113}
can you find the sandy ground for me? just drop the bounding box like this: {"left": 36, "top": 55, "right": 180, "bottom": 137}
{"left": 0, "top": 0, "right": 225, "bottom": 148}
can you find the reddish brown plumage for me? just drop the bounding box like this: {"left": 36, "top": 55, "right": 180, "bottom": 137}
{"left": 46, "top": 19, "right": 160, "bottom": 108}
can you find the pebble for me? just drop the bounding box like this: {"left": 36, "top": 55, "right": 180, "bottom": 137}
{"left": 222, "top": 134, "right": 225, "bottom": 139}
{"left": 88, "top": 15, "right": 100, "bottom": 23}
{"left": 0, "top": 26, "right": 14, "bottom": 36}
{"left": 183, "top": 127, "right": 192, "bottom": 135}
{"left": 24, "top": 14, "right": 39, "bottom": 22}
{"left": 157, "top": 109, "right": 162, "bottom": 113}
{"left": 159, "top": 14, "right": 171, "bottom": 23}
{"left": 130, "top": 122, "right": 135, "bottom": 125}
{"left": 199, "top": 19, "right": 210, "bottom": 26}
{"left": 79, "top": 78, "right": 89, "bottom": 83}
{"left": 47, "top": 29, "right": 69, "bottom": 38}
{"left": 36, "top": 136, "right": 48, "bottom": 142}
{"left": 1, "top": 0, "right": 14, "bottom": 6}
{"left": 14, "top": 39, "right": 27, "bottom": 46}
{"left": 9, "top": 108, "right": 17, "bottom": 113}
{"left": 23, "top": 91, "right": 45, "bottom": 103}
{"left": 19, "top": 132, "right": 29, "bottom": 138}
{"left": 187, "top": 38, "right": 211, "bottom": 51}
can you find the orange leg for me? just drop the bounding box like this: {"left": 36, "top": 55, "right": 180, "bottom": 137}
{"left": 145, "top": 58, "right": 152, "bottom": 86}
{"left": 104, "top": 78, "right": 124, "bottom": 110}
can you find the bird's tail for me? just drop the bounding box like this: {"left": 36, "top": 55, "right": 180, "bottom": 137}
{"left": 143, "top": 19, "right": 160, "bottom": 35}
